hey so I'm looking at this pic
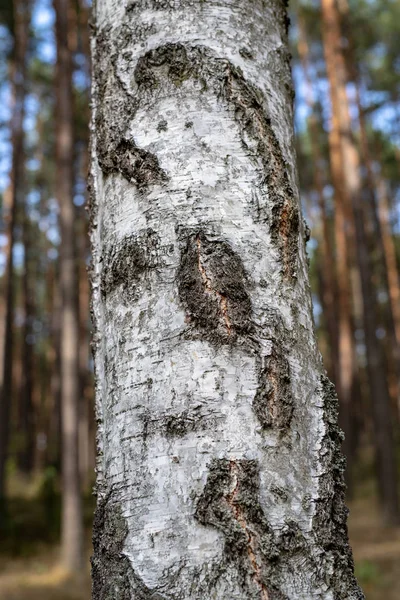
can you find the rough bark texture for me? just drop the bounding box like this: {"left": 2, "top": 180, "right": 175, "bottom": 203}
{"left": 90, "top": 1, "right": 363, "bottom": 598}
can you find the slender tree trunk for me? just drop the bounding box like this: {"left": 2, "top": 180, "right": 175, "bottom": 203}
{"left": 76, "top": 0, "right": 93, "bottom": 490}
{"left": 321, "top": 0, "right": 399, "bottom": 523}
{"left": 356, "top": 93, "right": 400, "bottom": 409}
{"left": 297, "top": 12, "right": 339, "bottom": 386}
{"left": 320, "top": 0, "right": 358, "bottom": 477}
{"left": 338, "top": 0, "right": 400, "bottom": 409}
{"left": 377, "top": 179, "right": 400, "bottom": 348}
{"left": 46, "top": 260, "right": 62, "bottom": 469}
{"left": 54, "top": 0, "right": 84, "bottom": 572}
{"left": 0, "top": 0, "right": 29, "bottom": 503}
{"left": 90, "top": 1, "right": 364, "bottom": 597}
{"left": 376, "top": 177, "right": 400, "bottom": 415}
{"left": 18, "top": 210, "right": 36, "bottom": 474}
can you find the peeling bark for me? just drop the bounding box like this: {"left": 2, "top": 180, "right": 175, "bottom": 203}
{"left": 90, "top": 0, "right": 363, "bottom": 598}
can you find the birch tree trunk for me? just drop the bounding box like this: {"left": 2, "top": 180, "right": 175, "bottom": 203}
{"left": 90, "top": 1, "right": 364, "bottom": 598}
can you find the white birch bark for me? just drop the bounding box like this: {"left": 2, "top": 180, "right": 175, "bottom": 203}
{"left": 89, "top": 1, "right": 364, "bottom": 598}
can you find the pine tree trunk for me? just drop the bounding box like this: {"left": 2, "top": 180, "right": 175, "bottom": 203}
{"left": 54, "top": 0, "right": 84, "bottom": 572}
{"left": 320, "top": 0, "right": 358, "bottom": 478}
{"left": 46, "top": 260, "right": 62, "bottom": 469}
{"left": 297, "top": 12, "right": 339, "bottom": 386}
{"left": 90, "top": 1, "right": 364, "bottom": 597}
{"left": 321, "top": 0, "right": 399, "bottom": 523}
{"left": 377, "top": 179, "right": 400, "bottom": 351}
{"left": 357, "top": 99, "right": 400, "bottom": 409}
{"left": 18, "top": 209, "right": 36, "bottom": 474}
{"left": 0, "top": 0, "right": 29, "bottom": 502}
{"left": 338, "top": 0, "right": 400, "bottom": 411}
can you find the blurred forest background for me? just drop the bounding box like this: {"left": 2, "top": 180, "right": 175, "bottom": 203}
{"left": 0, "top": 0, "right": 399, "bottom": 598}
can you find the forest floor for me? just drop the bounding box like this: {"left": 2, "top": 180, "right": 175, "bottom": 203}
{"left": 0, "top": 480, "right": 399, "bottom": 599}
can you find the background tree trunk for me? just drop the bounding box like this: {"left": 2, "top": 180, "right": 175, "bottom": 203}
{"left": 18, "top": 210, "right": 36, "bottom": 475}
{"left": 321, "top": 0, "right": 358, "bottom": 480}
{"left": 297, "top": 11, "right": 339, "bottom": 385}
{"left": 321, "top": 0, "right": 399, "bottom": 524}
{"left": 0, "top": 0, "right": 30, "bottom": 504}
{"left": 90, "top": 0, "right": 364, "bottom": 598}
{"left": 54, "top": 0, "right": 83, "bottom": 573}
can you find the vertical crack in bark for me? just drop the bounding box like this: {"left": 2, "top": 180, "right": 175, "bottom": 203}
{"left": 196, "top": 235, "right": 232, "bottom": 336}
{"left": 226, "top": 461, "right": 270, "bottom": 600}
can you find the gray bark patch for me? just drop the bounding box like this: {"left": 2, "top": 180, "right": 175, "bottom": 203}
{"left": 253, "top": 343, "right": 293, "bottom": 431}
{"left": 101, "top": 229, "right": 159, "bottom": 301}
{"left": 177, "top": 231, "right": 253, "bottom": 345}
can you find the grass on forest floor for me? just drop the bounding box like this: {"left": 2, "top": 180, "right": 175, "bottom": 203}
{"left": 0, "top": 476, "right": 399, "bottom": 599}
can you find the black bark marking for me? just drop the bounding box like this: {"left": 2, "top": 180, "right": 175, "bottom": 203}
{"left": 223, "top": 58, "right": 299, "bottom": 279}
{"left": 177, "top": 231, "right": 253, "bottom": 345}
{"left": 163, "top": 409, "right": 217, "bottom": 438}
{"left": 157, "top": 118, "right": 168, "bottom": 132}
{"left": 315, "top": 375, "right": 365, "bottom": 600}
{"left": 127, "top": 0, "right": 203, "bottom": 10}
{"left": 239, "top": 47, "right": 254, "bottom": 60}
{"left": 93, "top": 30, "right": 168, "bottom": 190}
{"left": 195, "top": 459, "right": 308, "bottom": 599}
{"left": 102, "top": 139, "right": 168, "bottom": 189}
{"left": 138, "top": 406, "right": 220, "bottom": 440}
{"left": 100, "top": 229, "right": 159, "bottom": 301}
{"left": 253, "top": 343, "right": 293, "bottom": 431}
